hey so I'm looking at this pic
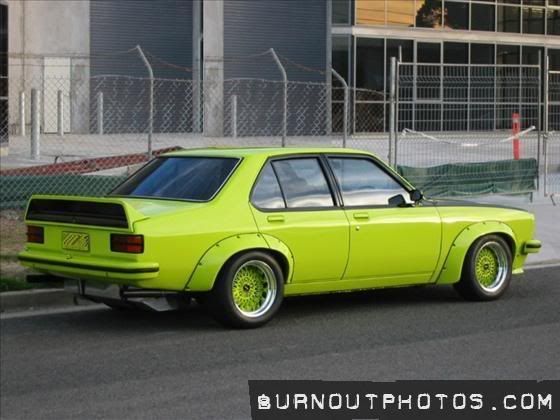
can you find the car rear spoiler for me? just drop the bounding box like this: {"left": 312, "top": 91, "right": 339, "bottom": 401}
{"left": 25, "top": 195, "right": 148, "bottom": 231}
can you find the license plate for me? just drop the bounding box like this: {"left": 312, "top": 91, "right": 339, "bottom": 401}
{"left": 62, "top": 232, "right": 90, "bottom": 252}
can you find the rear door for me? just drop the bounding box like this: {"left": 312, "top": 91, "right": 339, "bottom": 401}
{"left": 250, "top": 156, "right": 349, "bottom": 283}
{"left": 327, "top": 155, "right": 442, "bottom": 283}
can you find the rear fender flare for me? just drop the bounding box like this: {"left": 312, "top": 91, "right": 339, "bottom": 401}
{"left": 436, "top": 221, "right": 516, "bottom": 284}
{"left": 184, "top": 233, "right": 294, "bottom": 291}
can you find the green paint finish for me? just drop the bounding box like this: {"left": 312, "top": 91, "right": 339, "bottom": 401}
{"left": 475, "top": 247, "right": 499, "bottom": 287}
{"left": 18, "top": 148, "right": 540, "bottom": 297}
{"left": 232, "top": 265, "right": 268, "bottom": 312}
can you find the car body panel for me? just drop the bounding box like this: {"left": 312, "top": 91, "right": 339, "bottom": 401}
{"left": 18, "top": 147, "right": 540, "bottom": 297}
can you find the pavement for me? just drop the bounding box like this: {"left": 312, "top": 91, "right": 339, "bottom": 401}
{"left": 0, "top": 266, "right": 558, "bottom": 419}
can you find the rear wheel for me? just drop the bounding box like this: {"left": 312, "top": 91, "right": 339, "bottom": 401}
{"left": 454, "top": 234, "right": 512, "bottom": 301}
{"left": 207, "top": 251, "right": 284, "bottom": 328}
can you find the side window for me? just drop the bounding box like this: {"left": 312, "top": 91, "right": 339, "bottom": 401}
{"left": 329, "top": 157, "right": 409, "bottom": 206}
{"left": 272, "top": 158, "right": 334, "bottom": 209}
{"left": 251, "top": 163, "right": 286, "bottom": 209}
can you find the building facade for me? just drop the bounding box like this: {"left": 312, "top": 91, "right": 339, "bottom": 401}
{"left": 332, "top": 0, "right": 560, "bottom": 132}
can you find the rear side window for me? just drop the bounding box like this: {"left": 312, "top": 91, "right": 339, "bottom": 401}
{"left": 111, "top": 157, "right": 239, "bottom": 201}
{"left": 272, "top": 158, "right": 334, "bottom": 209}
{"left": 251, "top": 163, "right": 285, "bottom": 209}
{"left": 329, "top": 157, "right": 408, "bottom": 206}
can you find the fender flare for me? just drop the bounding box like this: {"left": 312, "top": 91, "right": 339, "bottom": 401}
{"left": 436, "top": 221, "right": 517, "bottom": 285}
{"left": 184, "top": 233, "right": 294, "bottom": 291}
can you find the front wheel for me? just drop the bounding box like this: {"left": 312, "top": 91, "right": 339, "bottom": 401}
{"left": 207, "top": 251, "right": 284, "bottom": 328}
{"left": 454, "top": 234, "right": 513, "bottom": 301}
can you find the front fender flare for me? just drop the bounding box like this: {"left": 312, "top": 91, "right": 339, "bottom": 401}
{"left": 184, "top": 233, "right": 294, "bottom": 292}
{"left": 436, "top": 221, "right": 516, "bottom": 285}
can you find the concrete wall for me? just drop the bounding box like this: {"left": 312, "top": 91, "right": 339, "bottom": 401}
{"left": 7, "top": 0, "right": 90, "bottom": 137}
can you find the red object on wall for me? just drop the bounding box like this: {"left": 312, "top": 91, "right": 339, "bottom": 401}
{"left": 512, "top": 113, "right": 520, "bottom": 160}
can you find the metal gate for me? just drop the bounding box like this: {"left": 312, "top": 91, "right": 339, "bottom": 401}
{"left": 545, "top": 60, "right": 560, "bottom": 204}
{"left": 394, "top": 61, "right": 541, "bottom": 198}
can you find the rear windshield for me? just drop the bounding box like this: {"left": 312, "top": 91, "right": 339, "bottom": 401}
{"left": 111, "top": 157, "right": 240, "bottom": 201}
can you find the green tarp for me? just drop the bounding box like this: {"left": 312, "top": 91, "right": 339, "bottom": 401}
{"left": 397, "top": 158, "right": 538, "bottom": 197}
{"left": 0, "top": 175, "right": 126, "bottom": 210}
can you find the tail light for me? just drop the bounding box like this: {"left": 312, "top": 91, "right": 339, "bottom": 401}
{"left": 27, "top": 225, "right": 44, "bottom": 244}
{"left": 110, "top": 234, "right": 144, "bottom": 254}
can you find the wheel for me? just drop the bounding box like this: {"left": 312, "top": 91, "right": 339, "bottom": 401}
{"left": 454, "top": 234, "right": 512, "bottom": 301}
{"left": 206, "top": 251, "right": 284, "bottom": 328}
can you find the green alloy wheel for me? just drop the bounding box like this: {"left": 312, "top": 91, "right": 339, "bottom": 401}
{"left": 207, "top": 251, "right": 284, "bottom": 328}
{"left": 232, "top": 260, "right": 277, "bottom": 317}
{"left": 455, "top": 234, "right": 512, "bottom": 301}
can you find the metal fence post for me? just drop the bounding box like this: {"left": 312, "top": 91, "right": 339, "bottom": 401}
{"left": 544, "top": 54, "right": 549, "bottom": 197}
{"left": 331, "top": 69, "right": 348, "bottom": 147}
{"left": 270, "top": 48, "right": 287, "bottom": 147}
{"left": 231, "top": 94, "right": 237, "bottom": 138}
{"left": 57, "top": 90, "right": 64, "bottom": 137}
{"left": 96, "top": 92, "right": 104, "bottom": 135}
{"left": 389, "top": 56, "right": 397, "bottom": 167}
{"left": 30, "top": 88, "right": 40, "bottom": 160}
{"left": 19, "top": 91, "right": 26, "bottom": 136}
{"left": 136, "top": 45, "right": 154, "bottom": 158}
{"left": 536, "top": 51, "right": 542, "bottom": 191}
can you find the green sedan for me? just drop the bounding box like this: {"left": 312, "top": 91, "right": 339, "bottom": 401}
{"left": 19, "top": 148, "right": 541, "bottom": 328}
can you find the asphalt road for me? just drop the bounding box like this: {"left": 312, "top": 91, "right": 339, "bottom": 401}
{"left": 1, "top": 266, "right": 559, "bottom": 420}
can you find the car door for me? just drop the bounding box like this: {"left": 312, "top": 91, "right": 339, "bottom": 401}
{"left": 327, "top": 155, "right": 442, "bottom": 284}
{"left": 250, "top": 157, "right": 350, "bottom": 283}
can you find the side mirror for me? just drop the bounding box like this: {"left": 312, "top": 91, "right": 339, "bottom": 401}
{"left": 410, "top": 189, "right": 423, "bottom": 202}
{"left": 388, "top": 194, "right": 406, "bottom": 207}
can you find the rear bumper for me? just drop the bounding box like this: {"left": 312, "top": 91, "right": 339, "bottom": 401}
{"left": 522, "top": 240, "right": 542, "bottom": 254}
{"left": 18, "top": 251, "right": 159, "bottom": 282}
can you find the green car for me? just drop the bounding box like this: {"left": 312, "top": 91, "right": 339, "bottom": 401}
{"left": 19, "top": 148, "right": 541, "bottom": 328}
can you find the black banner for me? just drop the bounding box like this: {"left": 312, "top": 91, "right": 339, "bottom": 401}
{"left": 249, "top": 380, "right": 558, "bottom": 420}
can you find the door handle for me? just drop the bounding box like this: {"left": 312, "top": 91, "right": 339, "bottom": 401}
{"left": 353, "top": 212, "right": 370, "bottom": 221}
{"left": 267, "top": 215, "right": 285, "bottom": 223}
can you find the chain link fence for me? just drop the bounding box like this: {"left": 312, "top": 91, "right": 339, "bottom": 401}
{"left": 0, "top": 49, "right": 557, "bottom": 279}
{"left": 395, "top": 62, "right": 542, "bottom": 198}
{"left": 545, "top": 69, "right": 560, "bottom": 203}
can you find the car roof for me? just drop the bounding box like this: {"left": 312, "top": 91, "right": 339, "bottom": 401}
{"left": 163, "top": 147, "right": 372, "bottom": 159}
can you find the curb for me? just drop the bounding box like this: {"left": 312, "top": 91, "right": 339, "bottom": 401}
{"left": 2, "top": 260, "right": 559, "bottom": 314}
{"left": 0, "top": 288, "right": 96, "bottom": 313}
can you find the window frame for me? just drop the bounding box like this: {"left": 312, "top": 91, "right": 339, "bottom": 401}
{"left": 110, "top": 155, "right": 242, "bottom": 203}
{"left": 250, "top": 153, "right": 415, "bottom": 213}
{"left": 325, "top": 153, "right": 414, "bottom": 210}
{"left": 250, "top": 154, "right": 342, "bottom": 212}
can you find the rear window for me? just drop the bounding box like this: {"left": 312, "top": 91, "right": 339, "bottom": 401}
{"left": 111, "top": 157, "right": 239, "bottom": 201}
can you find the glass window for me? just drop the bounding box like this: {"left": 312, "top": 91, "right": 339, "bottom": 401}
{"left": 272, "top": 159, "right": 334, "bottom": 209}
{"left": 356, "top": 0, "right": 385, "bottom": 25}
{"left": 549, "top": 49, "right": 560, "bottom": 70}
{"left": 251, "top": 163, "right": 285, "bottom": 210}
{"left": 522, "top": 6, "right": 545, "bottom": 33}
{"left": 332, "top": 36, "right": 350, "bottom": 83}
{"left": 416, "top": 0, "right": 443, "bottom": 28}
{"left": 498, "top": 5, "right": 521, "bottom": 32}
{"left": 111, "top": 157, "right": 239, "bottom": 201}
{"left": 522, "top": 46, "right": 544, "bottom": 64}
{"left": 333, "top": 0, "right": 351, "bottom": 24}
{"left": 497, "top": 44, "right": 520, "bottom": 64}
{"left": 471, "top": 3, "right": 496, "bottom": 31}
{"left": 548, "top": 8, "right": 560, "bottom": 35}
{"left": 417, "top": 42, "right": 441, "bottom": 63}
{"left": 329, "top": 157, "right": 408, "bottom": 207}
{"left": 356, "top": 37, "right": 385, "bottom": 92}
{"left": 387, "top": 0, "right": 416, "bottom": 27}
{"left": 444, "top": 42, "right": 468, "bottom": 63}
{"left": 445, "top": 1, "right": 469, "bottom": 30}
{"left": 471, "top": 43, "right": 495, "bottom": 64}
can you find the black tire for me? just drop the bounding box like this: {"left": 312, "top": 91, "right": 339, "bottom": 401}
{"left": 206, "top": 251, "right": 284, "bottom": 328}
{"left": 454, "top": 234, "right": 513, "bottom": 301}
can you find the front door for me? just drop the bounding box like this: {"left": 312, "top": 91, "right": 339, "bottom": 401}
{"left": 327, "top": 155, "right": 441, "bottom": 284}
{"left": 250, "top": 157, "right": 349, "bottom": 283}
